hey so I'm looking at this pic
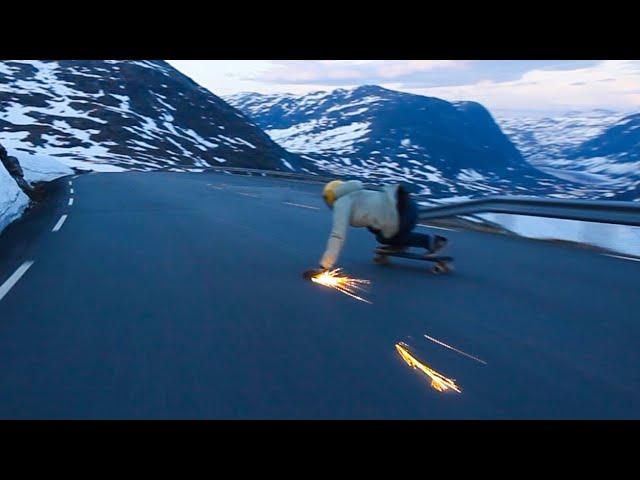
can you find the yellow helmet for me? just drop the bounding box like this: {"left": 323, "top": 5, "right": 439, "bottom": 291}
{"left": 322, "top": 180, "right": 343, "bottom": 208}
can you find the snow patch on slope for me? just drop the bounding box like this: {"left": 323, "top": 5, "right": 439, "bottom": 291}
{"left": 266, "top": 122, "right": 370, "bottom": 154}
{"left": 0, "top": 164, "right": 29, "bottom": 234}
{"left": 480, "top": 213, "right": 640, "bottom": 257}
{"left": 13, "top": 152, "right": 75, "bottom": 183}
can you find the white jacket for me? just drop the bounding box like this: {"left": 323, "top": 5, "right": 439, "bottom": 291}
{"left": 320, "top": 180, "right": 400, "bottom": 269}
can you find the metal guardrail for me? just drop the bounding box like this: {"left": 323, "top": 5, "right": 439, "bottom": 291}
{"left": 201, "top": 166, "right": 384, "bottom": 188}
{"left": 418, "top": 196, "right": 640, "bottom": 227}
{"left": 197, "top": 166, "right": 640, "bottom": 227}
{"left": 203, "top": 166, "right": 334, "bottom": 183}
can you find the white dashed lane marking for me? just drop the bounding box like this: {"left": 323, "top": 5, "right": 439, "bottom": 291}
{"left": 68, "top": 198, "right": 74, "bottom": 206}
{"left": 0, "top": 261, "right": 35, "bottom": 303}
{"left": 604, "top": 254, "right": 640, "bottom": 263}
{"left": 283, "top": 202, "right": 320, "bottom": 210}
{"left": 70, "top": 188, "right": 74, "bottom": 194}
{"left": 52, "top": 215, "right": 68, "bottom": 232}
{"left": 237, "top": 192, "right": 260, "bottom": 198}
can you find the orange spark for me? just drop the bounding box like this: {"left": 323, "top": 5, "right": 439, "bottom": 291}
{"left": 395, "top": 342, "right": 462, "bottom": 393}
{"left": 311, "top": 268, "right": 371, "bottom": 304}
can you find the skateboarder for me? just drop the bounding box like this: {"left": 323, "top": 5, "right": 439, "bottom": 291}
{"left": 304, "top": 180, "right": 447, "bottom": 278}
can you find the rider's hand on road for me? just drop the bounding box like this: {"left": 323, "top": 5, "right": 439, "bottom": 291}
{"left": 302, "top": 267, "right": 326, "bottom": 280}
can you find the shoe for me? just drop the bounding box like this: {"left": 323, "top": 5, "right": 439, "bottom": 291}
{"left": 427, "top": 235, "right": 448, "bottom": 255}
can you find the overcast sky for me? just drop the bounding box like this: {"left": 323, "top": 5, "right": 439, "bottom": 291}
{"left": 167, "top": 60, "right": 640, "bottom": 115}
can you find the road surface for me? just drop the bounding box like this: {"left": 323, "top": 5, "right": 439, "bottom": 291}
{"left": 0, "top": 171, "right": 638, "bottom": 419}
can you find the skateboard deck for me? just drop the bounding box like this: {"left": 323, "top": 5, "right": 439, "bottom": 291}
{"left": 374, "top": 248, "right": 454, "bottom": 274}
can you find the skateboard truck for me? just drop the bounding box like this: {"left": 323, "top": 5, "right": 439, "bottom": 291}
{"left": 374, "top": 248, "right": 454, "bottom": 274}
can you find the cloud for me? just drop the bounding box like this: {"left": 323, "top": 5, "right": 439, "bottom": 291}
{"left": 400, "top": 60, "right": 640, "bottom": 112}
{"left": 254, "top": 60, "right": 468, "bottom": 85}
{"left": 168, "top": 60, "right": 640, "bottom": 113}
{"left": 376, "top": 60, "right": 465, "bottom": 78}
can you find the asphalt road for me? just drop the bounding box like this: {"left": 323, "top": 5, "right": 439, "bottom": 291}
{"left": 0, "top": 171, "right": 638, "bottom": 419}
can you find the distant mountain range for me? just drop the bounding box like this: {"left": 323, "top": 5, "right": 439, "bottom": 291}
{"left": 571, "top": 112, "right": 640, "bottom": 162}
{"left": 496, "top": 110, "right": 640, "bottom": 195}
{"left": 229, "top": 88, "right": 640, "bottom": 199}
{"left": 226, "top": 85, "right": 579, "bottom": 197}
{"left": 0, "top": 60, "right": 299, "bottom": 172}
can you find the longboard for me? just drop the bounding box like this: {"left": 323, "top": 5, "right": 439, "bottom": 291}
{"left": 374, "top": 248, "right": 454, "bottom": 274}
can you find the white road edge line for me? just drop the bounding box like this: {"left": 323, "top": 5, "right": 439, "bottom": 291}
{"left": 418, "top": 224, "right": 458, "bottom": 232}
{"left": 283, "top": 202, "right": 320, "bottom": 210}
{"left": 52, "top": 214, "right": 68, "bottom": 232}
{"left": 0, "top": 261, "right": 35, "bottom": 303}
{"left": 68, "top": 198, "right": 74, "bottom": 206}
{"left": 604, "top": 254, "right": 640, "bottom": 263}
{"left": 418, "top": 225, "right": 457, "bottom": 232}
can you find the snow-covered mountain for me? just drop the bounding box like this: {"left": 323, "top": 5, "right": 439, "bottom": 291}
{"left": 0, "top": 60, "right": 299, "bottom": 173}
{"left": 570, "top": 113, "right": 640, "bottom": 200}
{"left": 496, "top": 110, "right": 624, "bottom": 161}
{"left": 570, "top": 112, "right": 640, "bottom": 162}
{"left": 226, "top": 86, "right": 597, "bottom": 197}
{"left": 496, "top": 110, "right": 639, "bottom": 191}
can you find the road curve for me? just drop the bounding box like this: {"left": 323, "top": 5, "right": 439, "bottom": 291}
{"left": 0, "top": 171, "right": 638, "bottom": 419}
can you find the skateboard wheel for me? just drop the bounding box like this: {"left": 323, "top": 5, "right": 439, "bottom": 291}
{"left": 432, "top": 262, "right": 451, "bottom": 274}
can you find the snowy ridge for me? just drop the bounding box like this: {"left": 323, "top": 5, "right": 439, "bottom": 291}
{"left": 0, "top": 60, "right": 299, "bottom": 172}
